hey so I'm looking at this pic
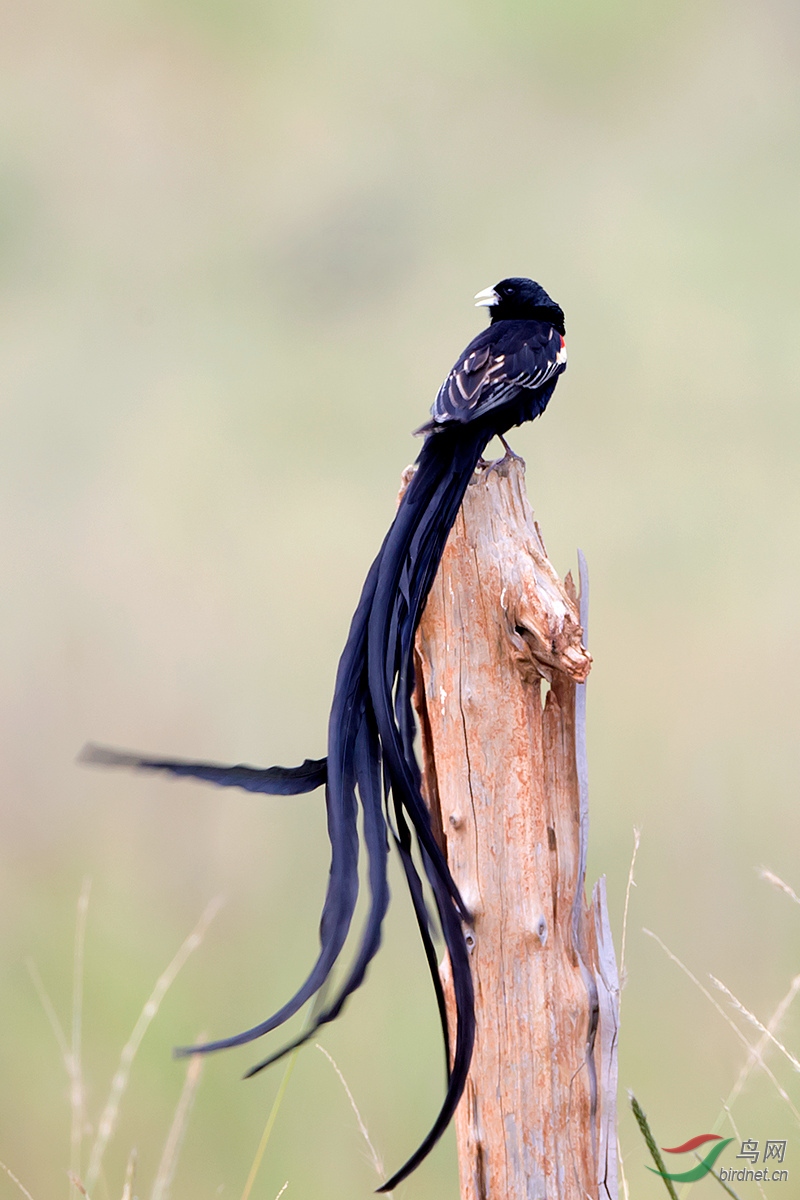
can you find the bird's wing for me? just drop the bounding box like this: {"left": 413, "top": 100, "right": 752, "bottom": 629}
{"left": 430, "top": 323, "right": 566, "bottom": 426}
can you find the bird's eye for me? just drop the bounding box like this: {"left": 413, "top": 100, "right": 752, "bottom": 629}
{"left": 501, "top": 284, "right": 514, "bottom": 296}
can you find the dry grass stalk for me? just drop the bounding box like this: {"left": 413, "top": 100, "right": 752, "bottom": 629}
{"left": 643, "top": 928, "right": 800, "bottom": 1123}
{"left": 121, "top": 1149, "right": 137, "bottom": 1200}
{"left": 619, "top": 829, "right": 640, "bottom": 1001}
{"left": 719, "top": 1107, "right": 765, "bottom": 1200}
{"left": 616, "top": 1135, "right": 630, "bottom": 1200}
{"left": 414, "top": 458, "right": 617, "bottom": 1199}
{"left": 85, "top": 896, "right": 224, "bottom": 1194}
{"left": 724, "top": 974, "right": 800, "bottom": 1113}
{"left": 0, "top": 1158, "right": 37, "bottom": 1200}
{"left": 615, "top": 832, "right": 641, "bottom": 1200}
{"left": 315, "top": 1043, "right": 388, "bottom": 1190}
{"left": 26, "top": 958, "right": 71, "bottom": 1064}
{"left": 759, "top": 868, "right": 800, "bottom": 908}
{"left": 151, "top": 1049, "right": 205, "bottom": 1200}
{"left": 710, "top": 976, "right": 800, "bottom": 1075}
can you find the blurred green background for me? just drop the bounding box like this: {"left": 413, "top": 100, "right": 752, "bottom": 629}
{"left": 2, "top": 0, "right": 800, "bottom": 1196}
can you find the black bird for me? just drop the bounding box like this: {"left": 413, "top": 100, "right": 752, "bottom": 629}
{"left": 83, "top": 277, "right": 567, "bottom": 1191}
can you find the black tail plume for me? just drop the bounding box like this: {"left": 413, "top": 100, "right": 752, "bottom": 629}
{"left": 366, "top": 428, "right": 486, "bottom": 1187}
{"left": 79, "top": 743, "right": 327, "bottom": 795}
{"left": 82, "top": 425, "right": 491, "bottom": 1185}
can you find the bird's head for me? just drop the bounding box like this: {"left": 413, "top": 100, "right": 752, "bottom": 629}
{"left": 474, "top": 277, "right": 565, "bottom": 334}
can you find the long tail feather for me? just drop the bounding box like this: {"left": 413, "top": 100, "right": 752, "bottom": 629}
{"left": 175, "top": 723, "right": 361, "bottom": 1054}
{"left": 368, "top": 432, "right": 487, "bottom": 918}
{"left": 243, "top": 708, "right": 391, "bottom": 1074}
{"left": 179, "top": 554, "right": 389, "bottom": 1057}
{"left": 79, "top": 744, "right": 327, "bottom": 795}
{"left": 83, "top": 426, "right": 489, "bottom": 1184}
{"left": 377, "top": 858, "right": 475, "bottom": 1192}
{"left": 366, "top": 429, "right": 487, "bottom": 1183}
{"left": 389, "top": 800, "right": 452, "bottom": 1076}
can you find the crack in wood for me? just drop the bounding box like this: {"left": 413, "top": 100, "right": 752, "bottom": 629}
{"left": 413, "top": 458, "right": 618, "bottom": 1200}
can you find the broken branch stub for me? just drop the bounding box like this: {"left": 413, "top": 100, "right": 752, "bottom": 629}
{"left": 412, "top": 456, "right": 618, "bottom": 1200}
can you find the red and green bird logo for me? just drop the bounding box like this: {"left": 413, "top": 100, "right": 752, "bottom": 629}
{"left": 649, "top": 1134, "right": 733, "bottom": 1182}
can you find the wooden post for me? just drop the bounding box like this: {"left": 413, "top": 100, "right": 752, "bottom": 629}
{"left": 412, "top": 457, "right": 619, "bottom": 1200}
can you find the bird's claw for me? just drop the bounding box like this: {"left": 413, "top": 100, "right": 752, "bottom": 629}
{"left": 478, "top": 437, "right": 525, "bottom": 479}
{"left": 498, "top": 435, "right": 524, "bottom": 463}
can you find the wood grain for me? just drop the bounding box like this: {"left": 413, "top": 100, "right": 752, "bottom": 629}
{"left": 412, "top": 456, "right": 618, "bottom": 1200}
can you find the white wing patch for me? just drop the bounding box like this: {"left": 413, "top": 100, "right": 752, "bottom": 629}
{"left": 431, "top": 332, "right": 566, "bottom": 427}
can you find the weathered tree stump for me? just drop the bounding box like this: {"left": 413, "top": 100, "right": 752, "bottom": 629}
{"left": 412, "top": 457, "right": 619, "bottom": 1200}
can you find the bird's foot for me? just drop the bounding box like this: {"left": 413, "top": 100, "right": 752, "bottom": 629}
{"left": 474, "top": 453, "right": 506, "bottom": 472}
{"left": 498, "top": 435, "right": 524, "bottom": 463}
{"left": 479, "top": 437, "right": 525, "bottom": 479}
{"left": 479, "top": 454, "right": 509, "bottom": 479}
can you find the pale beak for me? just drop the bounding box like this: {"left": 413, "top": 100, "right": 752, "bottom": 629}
{"left": 474, "top": 285, "right": 498, "bottom": 308}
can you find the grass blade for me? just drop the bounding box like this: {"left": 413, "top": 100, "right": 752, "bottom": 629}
{"left": 703, "top": 1159, "right": 742, "bottom": 1200}
{"left": 70, "top": 879, "right": 91, "bottom": 1200}
{"left": 240, "top": 1050, "right": 299, "bottom": 1200}
{"left": 628, "top": 1093, "right": 678, "bottom": 1200}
